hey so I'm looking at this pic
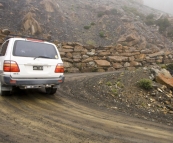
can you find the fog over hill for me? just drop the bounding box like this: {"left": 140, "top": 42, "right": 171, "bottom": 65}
{"left": 0, "top": 0, "right": 173, "bottom": 49}
{"left": 143, "top": 0, "right": 173, "bottom": 15}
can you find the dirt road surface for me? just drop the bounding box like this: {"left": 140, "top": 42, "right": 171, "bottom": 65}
{"left": 0, "top": 72, "right": 173, "bottom": 143}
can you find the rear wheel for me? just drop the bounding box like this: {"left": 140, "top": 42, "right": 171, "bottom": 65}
{"left": 45, "top": 87, "right": 57, "bottom": 95}
{"left": 0, "top": 81, "right": 10, "bottom": 96}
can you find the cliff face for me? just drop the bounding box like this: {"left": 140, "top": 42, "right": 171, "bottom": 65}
{"left": 0, "top": 0, "right": 173, "bottom": 49}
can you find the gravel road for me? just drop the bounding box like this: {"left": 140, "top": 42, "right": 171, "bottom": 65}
{"left": 0, "top": 72, "right": 172, "bottom": 143}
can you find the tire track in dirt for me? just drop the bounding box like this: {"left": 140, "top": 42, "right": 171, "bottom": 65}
{"left": 0, "top": 73, "right": 172, "bottom": 143}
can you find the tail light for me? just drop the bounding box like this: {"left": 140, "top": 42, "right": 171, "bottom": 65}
{"left": 55, "top": 63, "right": 64, "bottom": 73}
{"left": 3, "top": 61, "right": 20, "bottom": 72}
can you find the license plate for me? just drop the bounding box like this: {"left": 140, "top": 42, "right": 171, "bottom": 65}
{"left": 33, "top": 66, "right": 43, "bottom": 70}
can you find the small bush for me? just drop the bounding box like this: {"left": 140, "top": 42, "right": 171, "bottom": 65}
{"left": 111, "top": 89, "right": 118, "bottom": 96}
{"left": 92, "top": 68, "right": 98, "bottom": 72}
{"left": 166, "top": 63, "right": 173, "bottom": 75}
{"left": 99, "top": 31, "right": 105, "bottom": 38}
{"left": 122, "top": 6, "right": 145, "bottom": 20}
{"left": 138, "top": 78, "right": 152, "bottom": 90}
{"left": 145, "top": 18, "right": 155, "bottom": 26}
{"left": 106, "top": 81, "right": 112, "bottom": 86}
{"left": 84, "top": 25, "right": 90, "bottom": 29}
{"left": 146, "top": 13, "right": 155, "bottom": 19}
{"left": 109, "top": 8, "right": 117, "bottom": 15}
{"left": 166, "top": 63, "right": 173, "bottom": 70}
{"left": 167, "top": 27, "right": 173, "bottom": 37}
{"left": 116, "top": 81, "right": 124, "bottom": 88}
{"left": 97, "top": 11, "right": 105, "bottom": 17}
{"left": 121, "top": 42, "right": 128, "bottom": 46}
{"left": 156, "top": 17, "right": 171, "bottom": 33}
{"left": 86, "top": 39, "right": 96, "bottom": 46}
{"left": 90, "top": 22, "right": 95, "bottom": 26}
{"left": 160, "top": 64, "right": 166, "bottom": 69}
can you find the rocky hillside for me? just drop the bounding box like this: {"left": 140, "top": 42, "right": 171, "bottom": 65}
{"left": 0, "top": 0, "right": 173, "bottom": 49}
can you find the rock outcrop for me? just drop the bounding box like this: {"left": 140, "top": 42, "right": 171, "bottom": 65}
{"left": 22, "top": 12, "right": 42, "bottom": 35}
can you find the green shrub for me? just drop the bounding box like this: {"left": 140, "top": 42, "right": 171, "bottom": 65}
{"left": 86, "top": 39, "right": 96, "bottom": 46}
{"left": 146, "top": 14, "right": 155, "bottom": 19}
{"left": 109, "top": 8, "right": 117, "bottom": 15}
{"left": 97, "top": 11, "right": 105, "bottom": 17}
{"left": 84, "top": 25, "right": 91, "bottom": 29}
{"left": 144, "top": 13, "right": 155, "bottom": 25}
{"left": 166, "top": 64, "right": 173, "bottom": 75}
{"left": 138, "top": 78, "right": 152, "bottom": 90}
{"left": 106, "top": 81, "right": 112, "bottom": 86}
{"left": 122, "top": 6, "right": 137, "bottom": 13}
{"left": 111, "top": 89, "right": 118, "bottom": 96}
{"left": 122, "top": 6, "right": 145, "bottom": 20}
{"left": 167, "top": 28, "right": 173, "bottom": 37}
{"left": 160, "top": 64, "right": 166, "bottom": 69}
{"left": 99, "top": 31, "right": 105, "bottom": 38}
{"left": 121, "top": 42, "right": 128, "bottom": 46}
{"left": 156, "top": 18, "right": 171, "bottom": 33}
{"left": 92, "top": 68, "right": 98, "bottom": 72}
{"left": 116, "top": 81, "right": 124, "bottom": 88}
{"left": 90, "top": 22, "right": 95, "bottom": 26}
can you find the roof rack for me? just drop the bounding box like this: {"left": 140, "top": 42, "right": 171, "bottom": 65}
{"left": 5, "top": 34, "right": 52, "bottom": 42}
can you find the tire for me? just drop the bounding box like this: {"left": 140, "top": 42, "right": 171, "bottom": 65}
{"left": 0, "top": 81, "right": 10, "bottom": 96}
{"left": 45, "top": 87, "right": 57, "bottom": 95}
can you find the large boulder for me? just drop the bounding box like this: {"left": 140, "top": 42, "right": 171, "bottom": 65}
{"left": 40, "top": 0, "right": 58, "bottom": 12}
{"left": 155, "top": 73, "right": 173, "bottom": 88}
{"left": 1, "top": 29, "right": 10, "bottom": 35}
{"left": 151, "top": 68, "right": 172, "bottom": 78}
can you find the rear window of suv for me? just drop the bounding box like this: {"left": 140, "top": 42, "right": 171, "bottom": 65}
{"left": 13, "top": 40, "right": 58, "bottom": 59}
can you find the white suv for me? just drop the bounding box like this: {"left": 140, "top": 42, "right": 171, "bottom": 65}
{"left": 0, "top": 37, "right": 64, "bottom": 95}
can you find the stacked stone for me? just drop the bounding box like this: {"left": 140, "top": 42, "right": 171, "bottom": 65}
{"left": 58, "top": 42, "right": 173, "bottom": 73}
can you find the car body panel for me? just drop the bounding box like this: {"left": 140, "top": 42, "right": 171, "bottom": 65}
{"left": 0, "top": 37, "right": 64, "bottom": 90}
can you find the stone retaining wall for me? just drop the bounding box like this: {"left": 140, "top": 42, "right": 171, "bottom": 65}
{"left": 58, "top": 42, "right": 173, "bottom": 73}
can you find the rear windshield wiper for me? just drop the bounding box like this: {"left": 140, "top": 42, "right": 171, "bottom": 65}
{"left": 34, "top": 56, "right": 52, "bottom": 60}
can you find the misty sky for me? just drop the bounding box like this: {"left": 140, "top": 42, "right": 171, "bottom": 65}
{"left": 143, "top": 0, "right": 173, "bottom": 15}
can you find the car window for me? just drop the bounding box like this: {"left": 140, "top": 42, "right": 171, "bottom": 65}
{"left": 0, "top": 40, "right": 9, "bottom": 56}
{"left": 13, "top": 40, "right": 58, "bottom": 59}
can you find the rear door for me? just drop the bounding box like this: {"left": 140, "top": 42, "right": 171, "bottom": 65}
{"left": 11, "top": 39, "right": 63, "bottom": 79}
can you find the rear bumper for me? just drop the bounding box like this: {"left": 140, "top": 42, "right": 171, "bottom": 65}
{"left": 0, "top": 75, "right": 65, "bottom": 86}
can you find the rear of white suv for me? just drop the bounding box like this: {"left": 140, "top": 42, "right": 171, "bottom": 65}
{"left": 0, "top": 37, "right": 64, "bottom": 95}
